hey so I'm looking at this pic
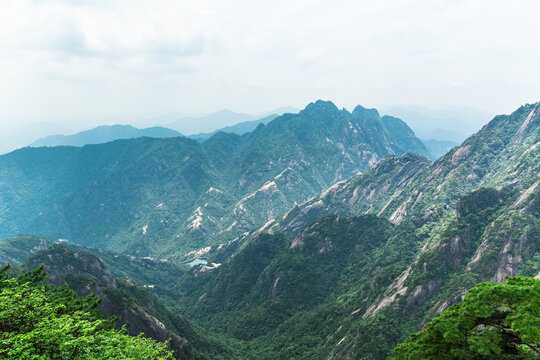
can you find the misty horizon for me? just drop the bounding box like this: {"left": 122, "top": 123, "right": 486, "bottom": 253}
{"left": 0, "top": 99, "right": 500, "bottom": 155}
{"left": 2, "top": 1, "right": 539, "bottom": 124}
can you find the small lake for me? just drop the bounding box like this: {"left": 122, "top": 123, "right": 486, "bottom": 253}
{"left": 185, "top": 258, "right": 208, "bottom": 267}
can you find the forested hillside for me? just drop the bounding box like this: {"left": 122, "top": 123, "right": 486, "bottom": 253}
{"left": 162, "top": 102, "right": 540, "bottom": 358}
{"left": 0, "top": 101, "right": 427, "bottom": 259}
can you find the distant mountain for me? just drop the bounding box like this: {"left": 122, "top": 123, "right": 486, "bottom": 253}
{"left": 257, "top": 106, "right": 300, "bottom": 118}
{"left": 167, "top": 110, "right": 257, "bottom": 135}
{"left": 188, "top": 114, "right": 280, "bottom": 140}
{"left": 0, "top": 100, "right": 428, "bottom": 259}
{"left": 29, "top": 124, "right": 182, "bottom": 147}
{"left": 0, "top": 121, "right": 73, "bottom": 155}
{"left": 384, "top": 105, "right": 493, "bottom": 142}
{"left": 421, "top": 138, "right": 459, "bottom": 159}
{"left": 168, "top": 107, "right": 299, "bottom": 135}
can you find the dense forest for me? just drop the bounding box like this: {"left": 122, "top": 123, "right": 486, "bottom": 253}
{"left": 0, "top": 264, "right": 173, "bottom": 359}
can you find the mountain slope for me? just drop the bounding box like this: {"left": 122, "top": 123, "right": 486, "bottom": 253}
{"left": 170, "top": 101, "right": 540, "bottom": 359}
{"left": 176, "top": 182, "right": 538, "bottom": 359}
{"left": 0, "top": 100, "right": 428, "bottom": 259}
{"left": 30, "top": 124, "right": 182, "bottom": 147}
{"left": 0, "top": 265, "right": 175, "bottom": 359}
{"left": 0, "top": 234, "right": 55, "bottom": 266}
{"left": 264, "top": 102, "right": 539, "bottom": 239}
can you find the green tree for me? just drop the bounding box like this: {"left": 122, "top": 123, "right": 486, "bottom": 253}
{"left": 391, "top": 277, "right": 540, "bottom": 359}
{"left": 0, "top": 265, "right": 173, "bottom": 359}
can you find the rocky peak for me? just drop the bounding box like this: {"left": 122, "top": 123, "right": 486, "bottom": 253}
{"left": 300, "top": 99, "right": 341, "bottom": 116}
{"left": 352, "top": 104, "right": 380, "bottom": 119}
{"left": 23, "top": 243, "right": 117, "bottom": 288}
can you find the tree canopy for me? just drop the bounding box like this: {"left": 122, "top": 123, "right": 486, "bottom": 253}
{"left": 0, "top": 264, "right": 173, "bottom": 360}
{"left": 391, "top": 276, "right": 540, "bottom": 359}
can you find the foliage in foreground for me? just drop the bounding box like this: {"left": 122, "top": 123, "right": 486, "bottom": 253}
{"left": 392, "top": 276, "right": 540, "bottom": 359}
{"left": 0, "top": 264, "right": 173, "bottom": 360}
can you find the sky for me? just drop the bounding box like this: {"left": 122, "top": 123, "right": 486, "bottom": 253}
{"left": 1, "top": 0, "right": 539, "bottom": 137}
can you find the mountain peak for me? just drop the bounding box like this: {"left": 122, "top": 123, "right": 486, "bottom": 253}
{"left": 352, "top": 104, "right": 380, "bottom": 118}
{"left": 301, "top": 100, "right": 340, "bottom": 115}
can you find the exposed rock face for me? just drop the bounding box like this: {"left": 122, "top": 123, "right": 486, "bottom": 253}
{"left": 451, "top": 144, "right": 471, "bottom": 165}
{"left": 405, "top": 279, "right": 443, "bottom": 310}
{"left": 510, "top": 104, "right": 538, "bottom": 145}
{"left": 119, "top": 306, "right": 168, "bottom": 341}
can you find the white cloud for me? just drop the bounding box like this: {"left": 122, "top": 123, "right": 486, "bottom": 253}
{"left": 0, "top": 0, "right": 539, "bottom": 132}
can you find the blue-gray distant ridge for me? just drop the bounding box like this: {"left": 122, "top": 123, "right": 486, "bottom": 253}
{"left": 29, "top": 124, "right": 182, "bottom": 147}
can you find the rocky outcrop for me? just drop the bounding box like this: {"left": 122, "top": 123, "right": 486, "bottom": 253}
{"left": 455, "top": 188, "right": 501, "bottom": 219}
{"left": 24, "top": 244, "right": 117, "bottom": 288}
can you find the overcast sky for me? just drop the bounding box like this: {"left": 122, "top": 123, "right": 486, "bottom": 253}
{"left": 1, "top": 0, "right": 539, "bottom": 132}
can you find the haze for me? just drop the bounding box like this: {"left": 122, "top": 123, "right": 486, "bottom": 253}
{"left": 1, "top": 0, "right": 539, "bottom": 151}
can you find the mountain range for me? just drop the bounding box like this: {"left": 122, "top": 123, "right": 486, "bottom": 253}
{"left": 29, "top": 124, "right": 182, "bottom": 147}
{"left": 27, "top": 110, "right": 295, "bottom": 148}
{"left": 384, "top": 105, "right": 493, "bottom": 142}
{"left": 176, "top": 101, "right": 539, "bottom": 359}
{"left": 0, "top": 100, "right": 538, "bottom": 359}
{"left": 0, "top": 100, "right": 428, "bottom": 260}
{"left": 187, "top": 114, "right": 280, "bottom": 141}
{"left": 0, "top": 107, "right": 300, "bottom": 155}
{"left": 166, "top": 107, "right": 298, "bottom": 135}
{"left": 25, "top": 113, "right": 453, "bottom": 161}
